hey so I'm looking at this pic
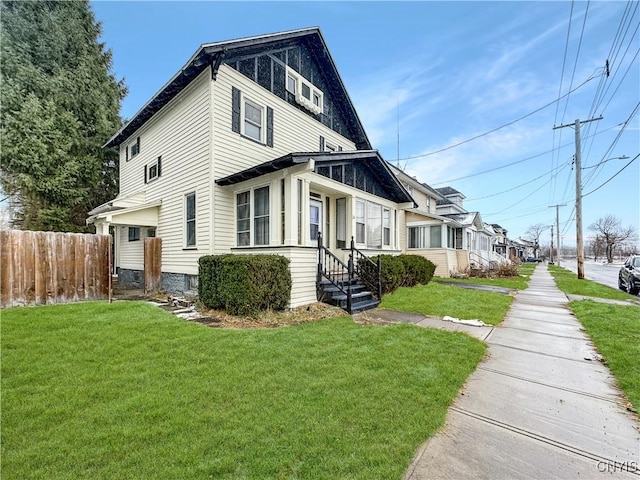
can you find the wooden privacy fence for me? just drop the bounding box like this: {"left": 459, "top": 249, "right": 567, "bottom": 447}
{"left": 144, "top": 237, "right": 162, "bottom": 294}
{"left": 1, "top": 230, "right": 111, "bottom": 308}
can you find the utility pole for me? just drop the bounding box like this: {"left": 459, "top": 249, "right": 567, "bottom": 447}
{"left": 550, "top": 226, "right": 554, "bottom": 264}
{"left": 553, "top": 116, "right": 602, "bottom": 279}
{"left": 549, "top": 204, "right": 566, "bottom": 266}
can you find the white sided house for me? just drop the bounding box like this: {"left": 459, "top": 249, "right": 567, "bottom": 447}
{"left": 392, "top": 166, "right": 470, "bottom": 276}
{"left": 88, "top": 28, "right": 414, "bottom": 312}
{"left": 434, "top": 187, "right": 509, "bottom": 270}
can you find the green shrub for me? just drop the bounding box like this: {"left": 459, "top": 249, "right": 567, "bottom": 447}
{"left": 198, "top": 254, "right": 232, "bottom": 308}
{"left": 397, "top": 255, "right": 436, "bottom": 287}
{"left": 198, "top": 254, "right": 292, "bottom": 315}
{"left": 358, "top": 254, "right": 405, "bottom": 296}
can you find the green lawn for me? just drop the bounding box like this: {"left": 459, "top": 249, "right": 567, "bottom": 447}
{"left": 433, "top": 264, "right": 533, "bottom": 291}
{"left": 569, "top": 301, "right": 640, "bottom": 415}
{"left": 546, "top": 265, "right": 639, "bottom": 415}
{"left": 547, "top": 264, "right": 636, "bottom": 301}
{"left": 380, "top": 282, "right": 514, "bottom": 325}
{"left": 1, "top": 301, "right": 486, "bottom": 480}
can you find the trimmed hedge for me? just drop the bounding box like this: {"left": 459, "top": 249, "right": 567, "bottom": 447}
{"left": 397, "top": 254, "right": 436, "bottom": 287}
{"left": 198, "top": 254, "right": 292, "bottom": 316}
{"left": 358, "top": 254, "right": 437, "bottom": 295}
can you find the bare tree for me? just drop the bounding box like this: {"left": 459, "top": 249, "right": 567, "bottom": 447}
{"left": 588, "top": 215, "right": 638, "bottom": 263}
{"left": 587, "top": 235, "right": 606, "bottom": 262}
{"left": 525, "top": 223, "right": 547, "bottom": 257}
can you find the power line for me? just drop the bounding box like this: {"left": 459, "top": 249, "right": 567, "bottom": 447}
{"left": 430, "top": 122, "right": 620, "bottom": 186}
{"left": 582, "top": 153, "right": 639, "bottom": 197}
{"left": 399, "top": 71, "right": 602, "bottom": 162}
{"left": 466, "top": 161, "right": 571, "bottom": 202}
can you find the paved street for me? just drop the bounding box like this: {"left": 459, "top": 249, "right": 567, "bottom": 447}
{"left": 559, "top": 258, "right": 626, "bottom": 292}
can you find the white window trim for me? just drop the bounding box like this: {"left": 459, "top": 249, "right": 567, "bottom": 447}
{"left": 235, "top": 184, "right": 271, "bottom": 247}
{"left": 354, "top": 198, "right": 395, "bottom": 249}
{"left": 286, "top": 66, "right": 323, "bottom": 115}
{"left": 241, "top": 95, "right": 265, "bottom": 144}
{"left": 184, "top": 192, "right": 196, "bottom": 248}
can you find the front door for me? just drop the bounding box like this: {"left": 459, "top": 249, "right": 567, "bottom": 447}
{"left": 310, "top": 199, "right": 323, "bottom": 246}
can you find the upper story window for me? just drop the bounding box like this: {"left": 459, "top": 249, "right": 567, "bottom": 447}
{"left": 127, "top": 137, "right": 140, "bottom": 161}
{"left": 144, "top": 157, "right": 162, "bottom": 183}
{"left": 286, "top": 67, "right": 323, "bottom": 115}
{"left": 244, "top": 99, "right": 263, "bottom": 142}
{"left": 231, "top": 87, "right": 274, "bottom": 147}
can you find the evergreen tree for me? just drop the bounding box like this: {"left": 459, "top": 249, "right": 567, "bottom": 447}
{"left": 0, "top": 0, "right": 126, "bottom": 231}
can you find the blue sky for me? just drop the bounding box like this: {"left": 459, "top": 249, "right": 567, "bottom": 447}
{"left": 91, "top": 1, "right": 639, "bottom": 248}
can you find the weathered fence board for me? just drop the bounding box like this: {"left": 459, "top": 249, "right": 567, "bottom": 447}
{"left": 0, "top": 230, "right": 111, "bottom": 308}
{"left": 144, "top": 237, "right": 162, "bottom": 294}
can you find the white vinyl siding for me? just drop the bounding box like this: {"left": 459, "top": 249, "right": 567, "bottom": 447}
{"left": 117, "top": 70, "right": 211, "bottom": 274}
{"left": 213, "top": 65, "right": 356, "bottom": 253}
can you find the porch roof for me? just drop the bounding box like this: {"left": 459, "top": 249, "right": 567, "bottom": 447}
{"left": 215, "top": 150, "right": 416, "bottom": 205}
{"left": 87, "top": 202, "right": 161, "bottom": 227}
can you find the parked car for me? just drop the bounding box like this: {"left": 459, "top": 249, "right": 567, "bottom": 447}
{"left": 525, "top": 257, "right": 543, "bottom": 263}
{"left": 618, "top": 255, "right": 640, "bottom": 295}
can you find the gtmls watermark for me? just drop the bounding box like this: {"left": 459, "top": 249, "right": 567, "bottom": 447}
{"left": 596, "top": 460, "right": 638, "bottom": 474}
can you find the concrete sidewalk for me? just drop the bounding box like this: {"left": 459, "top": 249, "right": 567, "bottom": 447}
{"left": 404, "top": 264, "right": 640, "bottom": 479}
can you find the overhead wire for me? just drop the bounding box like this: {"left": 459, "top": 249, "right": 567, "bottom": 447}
{"left": 466, "top": 161, "right": 571, "bottom": 202}
{"left": 550, "top": 0, "right": 575, "bottom": 200}
{"left": 430, "top": 122, "right": 619, "bottom": 186}
{"left": 582, "top": 153, "right": 639, "bottom": 197}
{"left": 398, "top": 71, "right": 602, "bottom": 162}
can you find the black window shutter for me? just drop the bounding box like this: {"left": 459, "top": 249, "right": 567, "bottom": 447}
{"left": 144, "top": 165, "right": 147, "bottom": 183}
{"left": 319, "top": 135, "right": 325, "bottom": 151}
{"left": 266, "top": 107, "right": 274, "bottom": 147}
{"left": 232, "top": 87, "right": 241, "bottom": 133}
{"left": 136, "top": 136, "right": 140, "bottom": 152}
{"left": 126, "top": 146, "right": 129, "bottom": 161}
{"left": 157, "top": 156, "right": 162, "bottom": 177}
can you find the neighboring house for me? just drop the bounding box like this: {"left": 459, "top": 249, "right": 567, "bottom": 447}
{"left": 87, "top": 28, "right": 414, "bottom": 309}
{"left": 391, "top": 166, "right": 469, "bottom": 276}
{"left": 435, "top": 187, "right": 508, "bottom": 269}
{"left": 491, "top": 223, "right": 509, "bottom": 256}
{"left": 509, "top": 237, "right": 536, "bottom": 260}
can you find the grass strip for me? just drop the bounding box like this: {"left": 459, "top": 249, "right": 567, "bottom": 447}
{"left": 548, "top": 264, "right": 635, "bottom": 301}
{"left": 381, "top": 282, "right": 514, "bottom": 325}
{"left": 569, "top": 300, "right": 640, "bottom": 416}
{"left": 1, "top": 301, "right": 486, "bottom": 480}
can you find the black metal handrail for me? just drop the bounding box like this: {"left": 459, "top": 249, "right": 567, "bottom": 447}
{"left": 349, "top": 237, "right": 382, "bottom": 300}
{"left": 317, "top": 232, "right": 353, "bottom": 311}
{"left": 317, "top": 233, "right": 382, "bottom": 312}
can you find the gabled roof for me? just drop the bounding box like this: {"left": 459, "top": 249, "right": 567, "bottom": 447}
{"left": 105, "top": 27, "right": 371, "bottom": 149}
{"left": 216, "top": 150, "right": 415, "bottom": 205}
{"left": 442, "top": 211, "right": 484, "bottom": 229}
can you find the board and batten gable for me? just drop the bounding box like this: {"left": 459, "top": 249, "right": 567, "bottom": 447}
{"left": 117, "top": 70, "right": 212, "bottom": 275}
{"left": 211, "top": 64, "right": 357, "bottom": 253}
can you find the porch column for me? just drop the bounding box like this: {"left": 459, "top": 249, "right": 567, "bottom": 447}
{"left": 281, "top": 176, "right": 295, "bottom": 245}
{"left": 299, "top": 178, "right": 310, "bottom": 246}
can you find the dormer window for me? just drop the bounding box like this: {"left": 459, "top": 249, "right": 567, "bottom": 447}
{"left": 286, "top": 67, "right": 323, "bottom": 115}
